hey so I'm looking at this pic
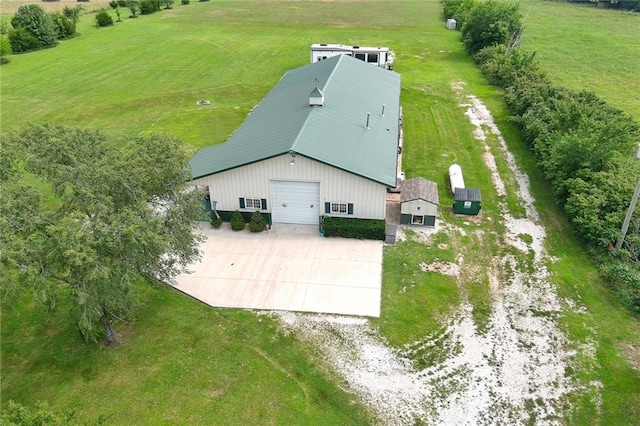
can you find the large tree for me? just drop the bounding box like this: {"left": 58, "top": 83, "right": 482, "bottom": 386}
{"left": 10, "top": 4, "right": 57, "bottom": 49}
{"left": 460, "top": 0, "right": 522, "bottom": 56}
{"left": 0, "top": 124, "right": 205, "bottom": 344}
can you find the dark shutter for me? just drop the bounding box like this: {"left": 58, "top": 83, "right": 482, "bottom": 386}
{"left": 239, "top": 198, "right": 245, "bottom": 208}
{"left": 261, "top": 198, "right": 267, "bottom": 210}
{"left": 347, "top": 203, "right": 354, "bottom": 215}
{"left": 325, "top": 202, "right": 331, "bottom": 214}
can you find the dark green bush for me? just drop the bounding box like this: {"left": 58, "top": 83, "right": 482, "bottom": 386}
{"left": 210, "top": 216, "right": 223, "bottom": 229}
{"left": 181, "top": 0, "right": 190, "bottom": 4}
{"left": 460, "top": 0, "right": 522, "bottom": 55}
{"left": 475, "top": 45, "right": 540, "bottom": 88}
{"left": 442, "top": 0, "right": 477, "bottom": 28}
{"left": 94, "top": 9, "right": 114, "bottom": 27}
{"left": 11, "top": 4, "right": 57, "bottom": 49}
{"left": 248, "top": 210, "right": 266, "bottom": 232}
{"left": 139, "top": 0, "right": 160, "bottom": 14}
{"left": 322, "top": 216, "right": 385, "bottom": 240}
{"left": 8, "top": 27, "right": 41, "bottom": 53}
{"left": 50, "top": 12, "right": 76, "bottom": 39}
{"left": 230, "top": 210, "right": 245, "bottom": 231}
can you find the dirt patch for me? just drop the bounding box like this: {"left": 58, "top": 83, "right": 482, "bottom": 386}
{"left": 420, "top": 261, "right": 460, "bottom": 277}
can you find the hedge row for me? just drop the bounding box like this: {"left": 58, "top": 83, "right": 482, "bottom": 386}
{"left": 322, "top": 216, "right": 385, "bottom": 240}
{"left": 442, "top": 0, "right": 640, "bottom": 315}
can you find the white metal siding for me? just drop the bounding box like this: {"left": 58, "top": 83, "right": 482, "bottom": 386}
{"left": 401, "top": 199, "right": 437, "bottom": 217}
{"left": 271, "top": 181, "right": 320, "bottom": 224}
{"left": 192, "top": 154, "right": 387, "bottom": 220}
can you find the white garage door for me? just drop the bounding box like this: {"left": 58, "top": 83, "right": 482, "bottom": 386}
{"left": 271, "top": 181, "right": 320, "bottom": 225}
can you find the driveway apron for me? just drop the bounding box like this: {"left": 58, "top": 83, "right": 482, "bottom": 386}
{"left": 174, "top": 223, "right": 383, "bottom": 317}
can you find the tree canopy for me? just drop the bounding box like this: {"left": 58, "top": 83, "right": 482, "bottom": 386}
{"left": 460, "top": 0, "right": 522, "bottom": 56}
{"left": 0, "top": 124, "right": 205, "bottom": 343}
{"left": 10, "top": 5, "right": 57, "bottom": 50}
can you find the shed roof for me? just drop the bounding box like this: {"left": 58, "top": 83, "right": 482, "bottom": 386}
{"left": 189, "top": 54, "right": 401, "bottom": 186}
{"left": 454, "top": 187, "right": 482, "bottom": 202}
{"left": 401, "top": 177, "right": 439, "bottom": 205}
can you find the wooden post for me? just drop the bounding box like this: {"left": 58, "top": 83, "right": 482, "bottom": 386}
{"left": 615, "top": 176, "right": 640, "bottom": 250}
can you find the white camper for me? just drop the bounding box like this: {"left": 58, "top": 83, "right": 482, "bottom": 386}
{"left": 310, "top": 43, "right": 395, "bottom": 70}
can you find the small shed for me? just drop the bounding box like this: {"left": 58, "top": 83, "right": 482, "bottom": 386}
{"left": 453, "top": 187, "right": 482, "bottom": 215}
{"left": 446, "top": 19, "right": 457, "bottom": 30}
{"left": 400, "top": 177, "right": 439, "bottom": 226}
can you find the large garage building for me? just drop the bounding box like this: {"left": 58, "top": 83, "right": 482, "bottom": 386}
{"left": 189, "top": 54, "right": 401, "bottom": 226}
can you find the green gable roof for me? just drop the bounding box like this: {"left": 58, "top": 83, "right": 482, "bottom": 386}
{"left": 189, "top": 54, "right": 401, "bottom": 186}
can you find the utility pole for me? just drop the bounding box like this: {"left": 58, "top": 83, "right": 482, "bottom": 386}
{"left": 616, "top": 176, "right": 640, "bottom": 251}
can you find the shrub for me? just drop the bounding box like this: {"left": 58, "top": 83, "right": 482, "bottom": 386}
{"left": 62, "top": 5, "right": 83, "bottom": 26}
{"left": 94, "top": 9, "right": 114, "bottom": 27}
{"left": 442, "top": 0, "right": 477, "bottom": 28}
{"left": 475, "top": 45, "right": 540, "bottom": 88}
{"left": 50, "top": 12, "right": 76, "bottom": 39}
{"left": 181, "top": 0, "right": 190, "bottom": 4}
{"left": 322, "top": 216, "right": 385, "bottom": 240}
{"left": 139, "top": 0, "right": 160, "bottom": 14}
{"left": 8, "top": 27, "right": 41, "bottom": 53}
{"left": 1, "top": 35, "right": 13, "bottom": 63}
{"left": 230, "top": 210, "right": 245, "bottom": 231}
{"left": 127, "top": 0, "right": 139, "bottom": 17}
{"left": 248, "top": 210, "right": 266, "bottom": 232}
{"left": 0, "top": 400, "right": 78, "bottom": 426}
{"left": 11, "top": 4, "right": 57, "bottom": 49}
{"left": 210, "top": 216, "right": 223, "bottom": 229}
{"left": 460, "top": 0, "right": 522, "bottom": 55}
{"left": 601, "top": 261, "right": 640, "bottom": 315}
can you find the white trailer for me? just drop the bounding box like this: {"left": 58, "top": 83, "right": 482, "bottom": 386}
{"left": 449, "top": 164, "right": 465, "bottom": 194}
{"left": 310, "top": 43, "right": 395, "bottom": 70}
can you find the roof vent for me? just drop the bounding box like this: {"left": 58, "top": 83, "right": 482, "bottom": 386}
{"left": 309, "top": 86, "right": 324, "bottom": 107}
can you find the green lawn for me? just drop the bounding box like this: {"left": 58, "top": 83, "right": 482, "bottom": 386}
{"left": 519, "top": 0, "right": 640, "bottom": 120}
{"left": 2, "top": 0, "right": 640, "bottom": 424}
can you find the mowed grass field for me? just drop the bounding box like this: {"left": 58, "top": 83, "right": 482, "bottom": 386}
{"left": 519, "top": 0, "right": 640, "bottom": 120}
{"left": 2, "top": 0, "right": 640, "bottom": 424}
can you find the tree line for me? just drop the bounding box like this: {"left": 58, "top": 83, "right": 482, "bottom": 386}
{"left": 0, "top": 4, "right": 81, "bottom": 61}
{"left": 0, "top": 0, "right": 183, "bottom": 62}
{"left": 443, "top": 0, "right": 640, "bottom": 314}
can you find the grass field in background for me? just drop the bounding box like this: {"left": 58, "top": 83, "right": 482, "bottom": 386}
{"left": 2, "top": 0, "right": 639, "bottom": 423}
{"left": 519, "top": 0, "right": 640, "bottom": 119}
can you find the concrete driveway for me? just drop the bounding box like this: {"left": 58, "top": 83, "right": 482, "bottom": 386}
{"left": 173, "top": 222, "right": 383, "bottom": 317}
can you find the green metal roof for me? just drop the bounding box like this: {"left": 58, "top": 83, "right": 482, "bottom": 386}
{"left": 189, "top": 55, "right": 401, "bottom": 186}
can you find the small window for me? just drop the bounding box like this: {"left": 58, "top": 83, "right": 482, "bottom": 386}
{"left": 331, "top": 203, "right": 347, "bottom": 214}
{"left": 246, "top": 198, "right": 261, "bottom": 209}
{"left": 326, "top": 202, "right": 353, "bottom": 215}
{"left": 240, "top": 197, "right": 266, "bottom": 210}
{"left": 412, "top": 215, "right": 424, "bottom": 225}
{"left": 354, "top": 53, "right": 366, "bottom": 61}
{"left": 367, "top": 53, "right": 378, "bottom": 63}
{"left": 464, "top": 201, "right": 472, "bottom": 209}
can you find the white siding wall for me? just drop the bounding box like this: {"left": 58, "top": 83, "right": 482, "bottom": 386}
{"left": 192, "top": 154, "right": 387, "bottom": 219}
{"left": 401, "top": 199, "right": 438, "bottom": 216}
